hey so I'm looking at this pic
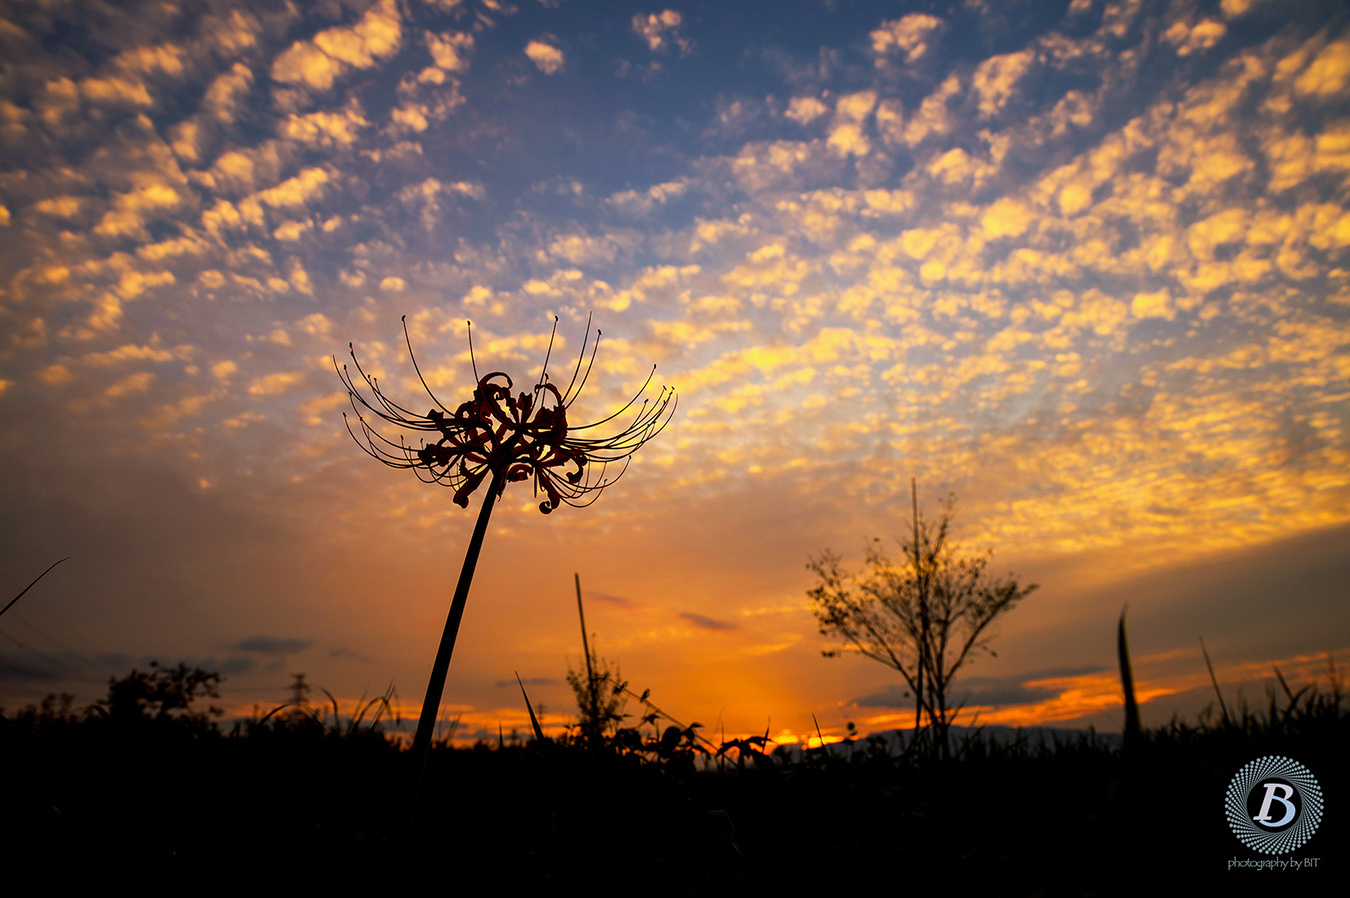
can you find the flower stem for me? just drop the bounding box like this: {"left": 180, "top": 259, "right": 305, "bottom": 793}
{"left": 409, "top": 467, "right": 503, "bottom": 827}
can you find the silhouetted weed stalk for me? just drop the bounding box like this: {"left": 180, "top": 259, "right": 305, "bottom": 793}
{"left": 336, "top": 316, "right": 674, "bottom": 820}
{"left": 1, "top": 557, "right": 67, "bottom": 619}
{"left": 509, "top": 574, "right": 712, "bottom": 767}
{"left": 1117, "top": 607, "right": 1141, "bottom": 749}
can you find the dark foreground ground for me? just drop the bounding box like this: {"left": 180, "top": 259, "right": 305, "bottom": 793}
{"left": 3, "top": 699, "right": 1342, "bottom": 895}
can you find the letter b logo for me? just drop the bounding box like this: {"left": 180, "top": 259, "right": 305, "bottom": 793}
{"left": 1253, "top": 782, "right": 1297, "bottom": 828}
{"left": 1226, "top": 756, "right": 1323, "bottom": 853}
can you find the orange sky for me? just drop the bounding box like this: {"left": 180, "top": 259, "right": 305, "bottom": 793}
{"left": 1, "top": 0, "right": 1348, "bottom": 745}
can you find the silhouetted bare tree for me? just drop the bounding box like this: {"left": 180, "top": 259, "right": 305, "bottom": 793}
{"left": 808, "top": 480, "right": 1036, "bottom": 756}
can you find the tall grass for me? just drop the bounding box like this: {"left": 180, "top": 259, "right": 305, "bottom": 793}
{"left": 1, "top": 557, "right": 68, "bottom": 618}
{"left": 246, "top": 680, "right": 400, "bottom": 740}
{"left": 5, "top": 621, "right": 1343, "bottom": 892}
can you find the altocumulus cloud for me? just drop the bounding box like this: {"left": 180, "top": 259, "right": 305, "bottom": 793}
{"left": 0, "top": 0, "right": 1345, "bottom": 735}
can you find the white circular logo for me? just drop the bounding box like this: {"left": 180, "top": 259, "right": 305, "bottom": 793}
{"left": 1225, "top": 755, "right": 1323, "bottom": 854}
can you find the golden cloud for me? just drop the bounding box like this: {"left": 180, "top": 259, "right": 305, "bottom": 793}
{"left": 525, "top": 39, "right": 564, "bottom": 75}
{"left": 271, "top": 0, "right": 403, "bottom": 91}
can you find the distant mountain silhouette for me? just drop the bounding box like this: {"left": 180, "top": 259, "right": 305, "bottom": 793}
{"left": 773, "top": 724, "right": 1122, "bottom": 762}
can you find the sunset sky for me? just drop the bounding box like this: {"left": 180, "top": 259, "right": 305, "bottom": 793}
{"left": 2, "top": 0, "right": 1347, "bottom": 746}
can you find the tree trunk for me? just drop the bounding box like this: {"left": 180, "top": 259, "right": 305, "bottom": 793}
{"left": 911, "top": 478, "right": 928, "bottom": 739}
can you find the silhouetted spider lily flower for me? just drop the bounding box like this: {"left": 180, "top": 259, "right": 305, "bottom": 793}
{"left": 337, "top": 315, "right": 675, "bottom": 513}
{"left": 334, "top": 315, "right": 674, "bottom": 825}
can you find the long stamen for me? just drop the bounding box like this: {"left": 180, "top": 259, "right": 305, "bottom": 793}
{"left": 536, "top": 315, "right": 559, "bottom": 394}
{"left": 566, "top": 366, "right": 659, "bottom": 431}
{"left": 403, "top": 316, "right": 453, "bottom": 414}
{"left": 340, "top": 314, "right": 674, "bottom": 510}
{"left": 560, "top": 312, "right": 593, "bottom": 404}
{"left": 467, "top": 320, "right": 479, "bottom": 381}
{"left": 564, "top": 325, "right": 601, "bottom": 408}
